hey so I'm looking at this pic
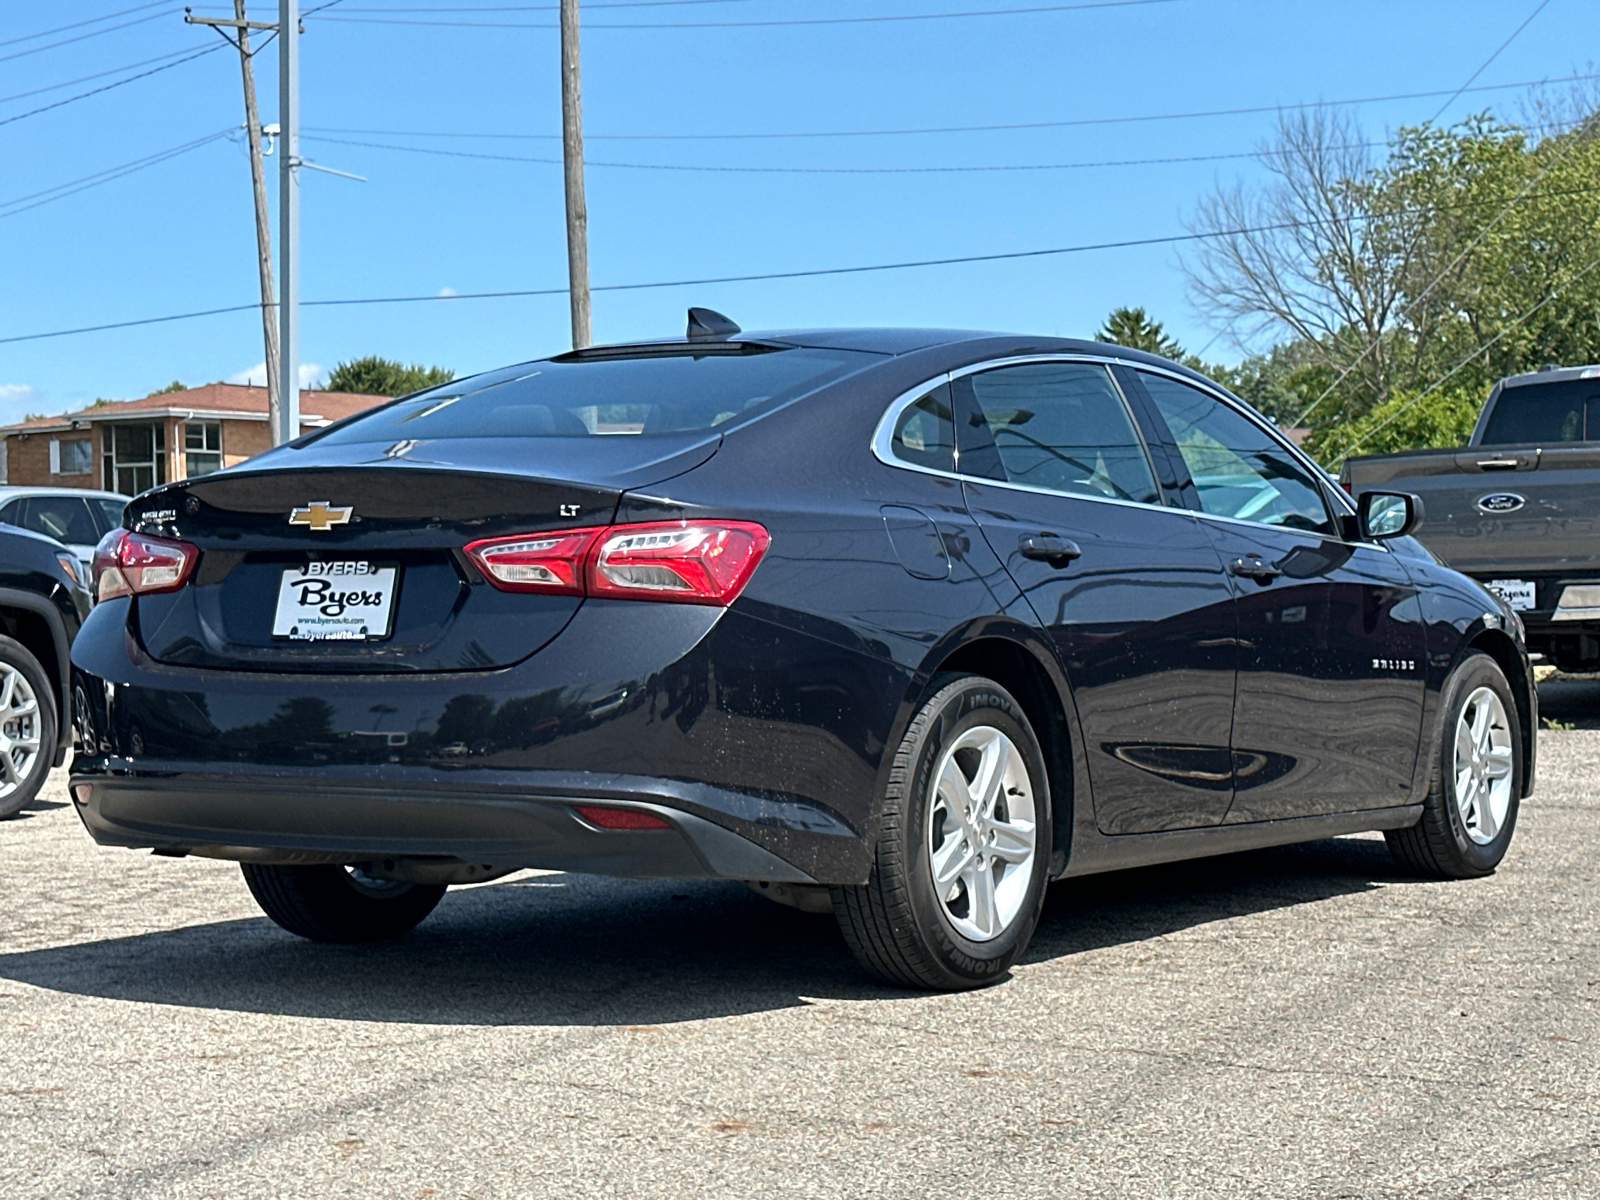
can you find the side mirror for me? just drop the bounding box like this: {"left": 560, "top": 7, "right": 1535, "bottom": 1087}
{"left": 1358, "top": 491, "right": 1424, "bottom": 540}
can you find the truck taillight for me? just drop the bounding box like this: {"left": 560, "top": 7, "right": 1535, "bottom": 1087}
{"left": 465, "top": 520, "right": 770, "bottom": 607}
{"left": 92, "top": 529, "right": 199, "bottom": 602}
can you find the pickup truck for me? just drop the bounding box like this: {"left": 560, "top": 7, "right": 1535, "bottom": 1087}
{"left": 1343, "top": 361, "right": 1600, "bottom": 671}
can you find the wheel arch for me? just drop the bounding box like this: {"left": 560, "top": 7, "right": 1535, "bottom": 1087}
{"left": 0, "top": 587, "right": 71, "bottom": 763}
{"left": 904, "top": 622, "right": 1081, "bottom": 875}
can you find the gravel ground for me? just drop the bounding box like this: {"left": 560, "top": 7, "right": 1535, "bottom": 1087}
{"left": 1, "top": 729, "right": 1597, "bottom": 1199}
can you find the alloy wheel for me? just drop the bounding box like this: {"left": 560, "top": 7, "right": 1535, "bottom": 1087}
{"left": 1453, "top": 686, "right": 1514, "bottom": 845}
{"left": 0, "top": 664, "right": 42, "bottom": 802}
{"left": 926, "top": 724, "right": 1038, "bottom": 942}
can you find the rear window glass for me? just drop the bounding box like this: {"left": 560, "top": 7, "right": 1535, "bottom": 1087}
{"left": 1480, "top": 380, "right": 1600, "bottom": 444}
{"left": 315, "top": 347, "right": 879, "bottom": 444}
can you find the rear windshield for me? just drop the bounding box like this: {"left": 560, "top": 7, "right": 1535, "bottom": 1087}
{"left": 314, "top": 346, "right": 879, "bottom": 444}
{"left": 1480, "top": 379, "right": 1600, "bottom": 444}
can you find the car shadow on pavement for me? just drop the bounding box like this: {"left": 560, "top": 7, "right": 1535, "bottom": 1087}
{"left": 0, "top": 835, "right": 1421, "bottom": 1026}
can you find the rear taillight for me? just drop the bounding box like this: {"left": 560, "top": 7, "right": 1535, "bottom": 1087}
{"left": 92, "top": 529, "right": 199, "bottom": 602}
{"left": 464, "top": 520, "right": 769, "bottom": 607}
{"left": 463, "top": 529, "right": 595, "bottom": 595}
{"left": 589, "top": 521, "right": 769, "bottom": 604}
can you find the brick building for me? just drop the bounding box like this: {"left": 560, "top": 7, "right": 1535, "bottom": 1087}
{"left": 0, "top": 383, "right": 389, "bottom": 493}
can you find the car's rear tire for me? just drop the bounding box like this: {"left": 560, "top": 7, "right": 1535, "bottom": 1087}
{"left": 240, "top": 863, "right": 447, "bottom": 942}
{"left": 1385, "top": 651, "right": 1522, "bottom": 879}
{"left": 832, "top": 673, "right": 1052, "bottom": 990}
{"left": 0, "top": 635, "right": 57, "bottom": 821}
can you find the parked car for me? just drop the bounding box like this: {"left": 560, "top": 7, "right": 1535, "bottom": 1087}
{"left": 0, "top": 523, "right": 91, "bottom": 818}
{"left": 1343, "top": 363, "right": 1600, "bottom": 670}
{"left": 68, "top": 316, "right": 1535, "bottom": 988}
{"left": 0, "top": 486, "right": 128, "bottom": 578}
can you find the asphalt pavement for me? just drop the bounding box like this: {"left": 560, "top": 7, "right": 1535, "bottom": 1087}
{"left": 1, "top": 725, "right": 1597, "bottom": 1198}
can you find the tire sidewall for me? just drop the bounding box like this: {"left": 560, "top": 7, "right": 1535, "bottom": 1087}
{"left": 899, "top": 677, "right": 1051, "bottom": 984}
{"left": 1437, "top": 653, "right": 1521, "bottom": 872}
{"left": 0, "top": 635, "right": 57, "bottom": 819}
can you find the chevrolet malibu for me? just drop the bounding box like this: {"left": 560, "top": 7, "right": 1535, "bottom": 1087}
{"left": 68, "top": 315, "right": 1535, "bottom": 989}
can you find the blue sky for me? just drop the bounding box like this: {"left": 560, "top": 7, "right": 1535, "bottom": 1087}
{"left": 0, "top": 0, "right": 1592, "bottom": 421}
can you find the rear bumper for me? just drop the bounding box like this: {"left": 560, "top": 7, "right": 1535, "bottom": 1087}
{"left": 69, "top": 769, "right": 818, "bottom": 883}
{"left": 68, "top": 594, "right": 894, "bottom": 885}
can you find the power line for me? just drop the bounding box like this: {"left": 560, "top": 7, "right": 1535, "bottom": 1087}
{"left": 1264, "top": 0, "right": 1569, "bottom": 430}
{"left": 9, "top": 191, "right": 1600, "bottom": 346}
{"left": 0, "top": 7, "right": 182, "bottom": 65}
{"left": 301, "top": 72, "right": 1600, "bottom": 144}
{"left": 301, "top": 131, "right": 1391, "bottom": 173}
{"left": 0, "top": 44, "right": 226, "bottom": 130}
{"left": 0, "top": 0, "right": 174, "bottom": 50}
{"left": 1340, "top": 252, "right": 1600, "bottom": 459}
{"left": 1285, "top": 115, "right": 1599, "bottom": 430}
{"left": 308, "top": 0, "right": 1179, "bottom": 29}
{"left": 0, "top": 43, "right": 218, "bottom": 107}
{"left": 0, "top": 221, "right": 1312, "bottom": 346}
{"left": 191, "top": 0, "right": 765, "bottom": 8}
{"left": 0, "top": 128, "right": 235, "bottom": 219}
{"left": 1424, "top": 0, "right": 1547, "bottom": 125}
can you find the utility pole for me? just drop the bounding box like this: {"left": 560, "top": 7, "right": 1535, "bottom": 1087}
{"left": 559, "top": 0, "right": 591, "bottom": 349}
{"left": 184, "top": 3, "right": 281, "bottom": 435}
{"left": 277, "top": 0, "right": 300, "bottom": 444}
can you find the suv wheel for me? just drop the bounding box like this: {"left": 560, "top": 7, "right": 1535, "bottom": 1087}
{"left": 1386, "top": 651, "right": 1522, "bottom": 878}
{"left": 832, "top": 673, "right": 1052, "bottom": 990}
{"left": 241, "top": 863, "right": 447, "bottom": 942}
{"left": 0, "top": 635, "right": 57, "bottom": 820}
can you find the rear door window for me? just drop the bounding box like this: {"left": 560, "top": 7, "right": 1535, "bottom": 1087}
{"left": 956, "top": 362, "right": 1160, "bottom": 505}
{"left": 314, "top": 347, "right": 879, "bottom": 445}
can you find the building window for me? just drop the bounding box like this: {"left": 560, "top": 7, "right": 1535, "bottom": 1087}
{"left": 104, "top": 422, "right": 166, "bottom": 496}
{"left": 49, "top": 438, "right": 94, "bottom": 476}
{"left": 184, "top": 421, "right": 223, "bottom": 477}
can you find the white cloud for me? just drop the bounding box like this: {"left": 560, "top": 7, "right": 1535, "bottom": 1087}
{"left": 437, "top": 286, "right": 459, "bottom": 298}
{"left": 228, "top": 362, "right": 327, "bottom": 389}
{"left": 0, "top": 383, "right": 40, "bottom": 425}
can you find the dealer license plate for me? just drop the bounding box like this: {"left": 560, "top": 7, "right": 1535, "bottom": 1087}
{"left": 1484, "top": 578, "right": 1536, "bottom": 611}
{"left": 272, "top": 561, "right": 398, "bottom": 641}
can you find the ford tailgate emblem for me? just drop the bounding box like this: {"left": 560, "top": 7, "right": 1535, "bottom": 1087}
{"left": 1477, "top": 492, "right": 1525, "bottom": 513}
{"left": 289, "top": 501, "right": 354, "bottom": 531}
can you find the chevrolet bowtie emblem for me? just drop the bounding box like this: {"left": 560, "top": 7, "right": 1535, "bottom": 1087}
{"left": 289, "top": 501, "right": 353, "bottom": 531}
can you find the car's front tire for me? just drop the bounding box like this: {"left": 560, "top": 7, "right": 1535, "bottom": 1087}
{"left": 241, "top": 863, "right": 447, "bottom": 942}
{"left": 1386, "top": 651, "right": 1522, "bottom": 878}
{"left": 832, "top": 673, "right": 1052, "bottom": 990}
{"left": 0, "top": 635, "right": 57, "bottom": 821}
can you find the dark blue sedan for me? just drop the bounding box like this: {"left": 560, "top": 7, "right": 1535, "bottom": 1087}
{"left": 68, "top": 314, "right": 1535, "bottom": 989}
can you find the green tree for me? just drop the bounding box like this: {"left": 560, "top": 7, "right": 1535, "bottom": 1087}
{"left": 1304, "top": 382, "right": 1484, "bottom": 465}
{"left": 1095, "top": 306, "right": 1184, "bottom": 358}
{"left": 1186, "top": 101, "right": 1600, "bottom": 451}
{"left": 326, "top": 356, "right": 454, "bottom": 397}
{"left": 150, "top": 380, "right": 185, "bottom": 395}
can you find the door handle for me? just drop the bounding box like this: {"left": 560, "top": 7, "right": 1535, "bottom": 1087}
{"left": 1018, "top": 535, "right": 1082, "bottom": 566}
{"left": 1228, "top": 555, "right": 1282, "bottom": 582}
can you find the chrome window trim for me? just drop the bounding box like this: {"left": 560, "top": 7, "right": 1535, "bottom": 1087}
{"left": 868, "top": 352, "right": 1383, "bottom": 542}
{"left": 868, "top": 354, "right": 1175, "bottom": 516}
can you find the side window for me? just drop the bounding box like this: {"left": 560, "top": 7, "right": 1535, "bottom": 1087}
{"left": 0, "top": 501, "right": 21, "bottom": 529}
{"left": 888, "top": 384, "right": 955, "bottom": 472}
{"left": 958, "top": 362, "right": 1159, "bottom": 504}
{"left": 20, "top": 497, "right": 100, "bottom": 545}
{"left": 1139, "top": 372, "right": 1334, "bottom": 535}
{"left": 93, "top": 497, "right": 127, "bottom": 533}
